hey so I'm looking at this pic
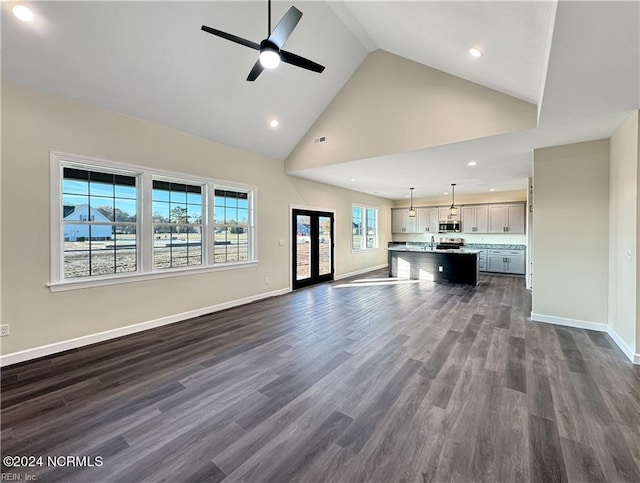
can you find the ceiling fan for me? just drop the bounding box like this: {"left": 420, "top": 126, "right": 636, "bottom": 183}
{"left": 201, "top": 0, "right": 325, "bottom": 81}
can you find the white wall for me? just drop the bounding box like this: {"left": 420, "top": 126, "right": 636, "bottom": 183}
{"left": 609, "top": 111, "right": 639, "bottom": 356}
{"left": 286, "top": 50, "right": 536, "bottom": 173}
{"left": 0, "top": 81, "right": 392, "bottom": 359}
{"left": 532, "top": 140, "right": 609, "bottom": 326}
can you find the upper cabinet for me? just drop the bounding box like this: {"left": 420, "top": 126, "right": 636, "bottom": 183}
{"left": 438, "top": 206, "right": 460, "bottom": 221}
{"left": 416, "top": 207, "right": 439, "bottom": 233}
{"left": 461, "top": 205, "right": 488, "bottom": 233}
{"left": 488, "top": 203, "right": 525, "bottom": 233}
{"left": 393, "top": 202, "right": 525, "bottom": 235}
{"left": 391, "top": 208, "right": 417, "bottom": 233}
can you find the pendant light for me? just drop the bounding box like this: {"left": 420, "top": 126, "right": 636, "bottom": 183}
{"left": 449, "top": 183, "right": 458, "bottom": 216}
{"left": 408, "top": 187, "right": 416, "bottom": 217}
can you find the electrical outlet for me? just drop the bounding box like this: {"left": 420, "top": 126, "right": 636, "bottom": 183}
{"left": 265, "top": 276, "right": 269, "bottom": 285}
{"left": 0, "top": 325, "right": 9, "bottom": 337}
{"left": 438, "top": 266, "right": 443, "bottom": 272}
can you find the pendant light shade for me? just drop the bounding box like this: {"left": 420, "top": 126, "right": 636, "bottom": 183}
{"left": 449, "top": 183, "right": 458, "bottom": 216}
{"left": 408, "top": 187, "right": 416, "bottom": 217}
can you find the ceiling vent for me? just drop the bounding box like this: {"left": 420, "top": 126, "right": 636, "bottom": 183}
{"left": 313, "top": 135, "right": 327, "bottom": 144}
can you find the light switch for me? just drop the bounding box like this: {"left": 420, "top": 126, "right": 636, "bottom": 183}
{"left": 279, "top": 239, "right": 285, "bottom": 246}
{"left": 439, "top": 266, "right": 443, "bottom": 272}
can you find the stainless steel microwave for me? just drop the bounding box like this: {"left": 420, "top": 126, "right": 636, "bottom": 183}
{"left": 438, "top": 220, "right": 461, "bottom": 233}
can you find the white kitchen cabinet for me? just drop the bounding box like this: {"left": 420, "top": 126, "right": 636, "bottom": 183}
{"left": 506, "top": 204, "right": 525, "bottom": 234}
{"left": 488, "top": 203, "right": 525, "bottom": 234}
{"left": 438, "top": 206, "right": 460, "bottom": 222}
{"left": 477, "top": 249, "right": 487, "bottom": 272}
{"left": 486, "top": 249, "right": 525, "bottom": 275}
{"left": 461, "top": 205, "right": 488, "bottom": 233}
{"left": 391, "top": 208, "right": 417, "bottom": 233}
{"left": 416, "top": 207, "right": 439, "bottom": 233}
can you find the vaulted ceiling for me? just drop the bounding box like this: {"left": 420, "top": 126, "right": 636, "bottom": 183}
{"left": 3, "top": 1, "right": 639, "bottom": 200}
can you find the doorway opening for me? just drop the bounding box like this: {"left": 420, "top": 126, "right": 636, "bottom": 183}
{"left": 292, "top": 209, "right": 334, "bottom": 289}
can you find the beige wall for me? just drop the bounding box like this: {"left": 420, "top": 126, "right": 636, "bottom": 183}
{"left": 0, "top": 81, "right": 392, "bottom": 356}
{"left": 532, "top": 140, "right": 609, "bottom": 324}
{"left": 286, "top": 49, "right": 536, "bottom": 173}
{"left": 609, "top": 111, "right": 638, "bottom": 354}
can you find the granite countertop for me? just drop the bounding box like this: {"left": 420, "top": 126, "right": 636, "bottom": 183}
{"left": 388, "top": 245, "right": 481, "bottom": 255}
{"left": 465, "top": 243, "right": 526, "bottom": 250}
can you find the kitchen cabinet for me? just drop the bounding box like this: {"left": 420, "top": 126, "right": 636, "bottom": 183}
{"left": 416, "top": 207, "right": 439, "bottom": 233}
{"left": 461, "top": 205, "right": 488, "bottom": 233}
{"left": 477, "top": 249, "right": 487, "bottom": 272}
{"left": 487, "top": 249, "right": 525, "bottom": 275}
{"left": 391, "top": 208, "right": 417, "bottom": 233}
{"left": 438, "top": 206, "right": 460, "bottom": 222}
{"left": 488, "top": 203, "right": 525, "bottom": 234}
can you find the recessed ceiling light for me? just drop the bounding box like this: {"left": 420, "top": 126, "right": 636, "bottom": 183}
{"left": 443, "top": 191, "right": 449, "bottom": 195}
{"left": 489, "top": 188, "right": 496, "bottom": 192}
{"left": 13, "top": 4, "right": 34, "bottom": 22}
{"left": 349, "top": 178, "right": 356, "bottom": 182}
{"left": 468, "top": 47, "right": 483, "bottom": 58}
{"left": 269, "top": 119, "right": 279, "bottom": 128}
{"left": 467, "top": 161, "right": 478, "bottom": 166}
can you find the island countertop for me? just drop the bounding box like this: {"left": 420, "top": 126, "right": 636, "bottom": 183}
{"left": 387, "top": 245, "right": 481, "bottom": 255}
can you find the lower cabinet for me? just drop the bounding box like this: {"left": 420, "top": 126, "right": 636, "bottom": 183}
{"left": 486, "top": 249, "right": 525, "bottom": 275}
{"left": 478, "top": 249, "right": 487, "bottom": 272}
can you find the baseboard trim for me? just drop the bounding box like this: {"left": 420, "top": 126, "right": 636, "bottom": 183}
{"left": 530, "top": 313, "right": 608, "bottom": 332}
{"left": 530, "top": 312, "right": 639, "bottom": 365}
{"left": 335, "top": 264, "right": 388, "bottom": 281}
{"left": 0, "top": 287, "right": 291, "bottom": 367}
{"left": 605, "top": 326, "right": 639, "bottom": 364}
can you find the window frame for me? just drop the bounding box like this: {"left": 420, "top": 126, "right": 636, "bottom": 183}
{"left": 213, "top": 186, "right": 255, "bottom": 265}
{"left": 50, "top": 152, "right": 257, "bottom": 292}
{"left": 351, "top": 204, "right": 379, "bottom": 252}
{"left": 151, "top": 177, "right": 207, "bottom": 271}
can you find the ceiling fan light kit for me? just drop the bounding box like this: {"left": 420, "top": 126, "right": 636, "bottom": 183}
{"left": 201, "top": 0, "right": 325, "bottom": 81}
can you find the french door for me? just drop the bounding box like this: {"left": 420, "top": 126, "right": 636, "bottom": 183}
{"left": 292, "top": 209, "right": 334, "bottom": 289}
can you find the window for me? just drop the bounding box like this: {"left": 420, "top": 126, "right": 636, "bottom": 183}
{"left": 352, "top": 205, "right": 378, "bottom": 250}
{"left": 152, "top": 180, "right": 203, "bottom": 269}
{"left": 51, "top": 153, "right": 256, "bottom": 289}
{"left": 62, "top": 167, "right": 138, "bottom": 279}
{"left": 214, "top": 189, "right": 252, "bottom": 263}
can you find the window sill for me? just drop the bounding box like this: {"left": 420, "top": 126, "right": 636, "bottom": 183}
{"left": 48, "top": 261, "right": 258, "bottom": 292}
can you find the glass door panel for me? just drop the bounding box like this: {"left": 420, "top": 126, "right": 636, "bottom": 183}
{"left": 292, "top": 209, "right": 334, "bottom": 289}
{"left": 296, "top": 214, "right": 311, "bottom": 282}
{"left": 319, "top": 215, "right": 332, "bottom": 276}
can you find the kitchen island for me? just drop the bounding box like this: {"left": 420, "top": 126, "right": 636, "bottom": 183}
{"left": 388, "top": 245, "right": 480, "bottom": 285}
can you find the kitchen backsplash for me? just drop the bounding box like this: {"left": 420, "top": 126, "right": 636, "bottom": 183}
{"left": 392, "top": 232, "right": 527, "bottom": 246}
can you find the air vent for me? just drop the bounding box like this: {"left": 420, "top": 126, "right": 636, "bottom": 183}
{"left": 313, "top": 136, "right": 327, "bottom": 144}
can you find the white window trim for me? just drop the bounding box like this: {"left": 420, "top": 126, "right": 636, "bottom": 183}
{"left": 49, "top": 151, "right": 257, "bottom": 291}
{"left": 351, "top": 204, "right": 379, "bottom": 252}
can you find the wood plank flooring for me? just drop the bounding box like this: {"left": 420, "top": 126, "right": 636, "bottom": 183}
{"left": 2, "top": 271, "right": 639, "bottom": 482}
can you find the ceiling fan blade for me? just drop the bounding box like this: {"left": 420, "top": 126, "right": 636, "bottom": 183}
{"left": 247, "top": 59, "right": 265, "bottom": 81}
{"left": 268, "top": 6, "right": 302, "bottom": 49}
{"left": 201, "top": 25, "right": 260, "bottom": 50}
{"left": 280, "top": 50, "right": 325, "bottom": 74}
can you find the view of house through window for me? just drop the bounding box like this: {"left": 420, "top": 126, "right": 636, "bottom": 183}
{"left": 352, "top": 205, "right": 378, "bottom": 250}
{"left": 62, "top": 167, "right": 138, "bottom": 278}
{"left": 54, "top": 155, "right": 255, "bottom": 284}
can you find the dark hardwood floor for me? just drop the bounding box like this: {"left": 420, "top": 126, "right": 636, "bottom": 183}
{"left": 1, "top": 271, "right": 639, "bottom": 482}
